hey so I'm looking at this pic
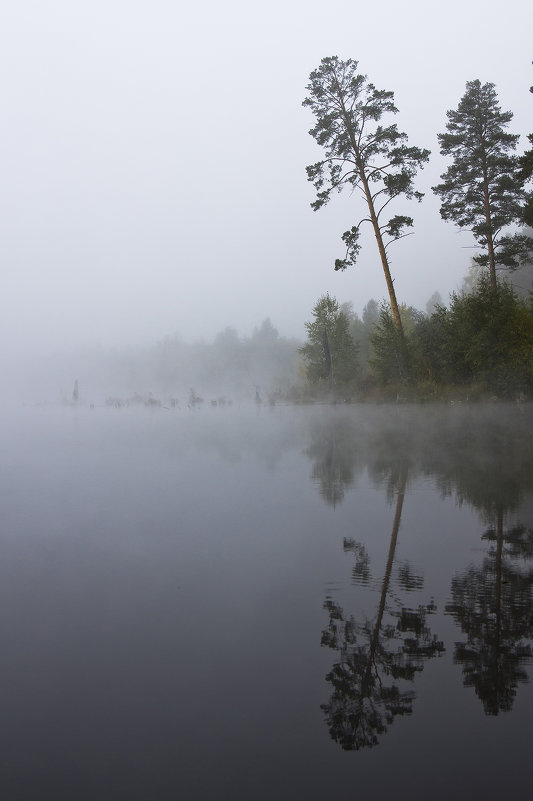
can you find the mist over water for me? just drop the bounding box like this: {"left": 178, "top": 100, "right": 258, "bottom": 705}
{"left": 1, "top": 317, "right": 303, "bottom": 409}
{"left": 2, "top": 402, "right": 532, "bottom": 798}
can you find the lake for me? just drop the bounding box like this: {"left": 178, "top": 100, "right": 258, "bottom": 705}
{"left": 1, "top": 402, "right": 532, "bottom": 799}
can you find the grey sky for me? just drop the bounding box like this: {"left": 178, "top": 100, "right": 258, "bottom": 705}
{"left": 1, "top": 0, "right": 531, "bottom": 354}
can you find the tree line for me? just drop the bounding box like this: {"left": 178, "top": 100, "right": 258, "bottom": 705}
{"left": 298, "top": 278, "right": 533, "bottom": 401}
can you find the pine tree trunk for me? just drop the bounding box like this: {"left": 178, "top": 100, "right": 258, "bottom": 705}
{"left": 482, "top": 163, "right": 497, "bottom": 290}
{"left": 362, "top": 465, "right": 407, "bottom": 695}
{"left": 337, "top": 97, "right": 405, "bottom": 340}
{"left": 359, "top": 170, "right": 405, "bottom": 339}
{"left": 495, "top": 505, "right": 503, "bottom": 654}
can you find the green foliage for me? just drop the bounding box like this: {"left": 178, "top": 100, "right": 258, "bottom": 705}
{"left": 409, "top": 277, "right": 533, "bottom": 396}
{"left": 433, "top": 80, "right": 531, "bottom": 284}
{"left": 409, "top": 305, "right": 452, "bottom": 385}
{"left": 347, "top": 299, "right": 380, "bottom": 379}
{"left": 299, "top": 294, "right": 358, "bottom": 389}
{"left": 523, "top": 194, "right": 533, "bottom": 228}
{"left": 476, "top": 232, "right": 533, "bottom": 270}
{"left": 519, "top": 133, "right": 533, "bottom": 227}
{"left": 302, "top": 56, "right": 429, "bottom": 280}
{"left": 367, "top": 277, "right": 533, "bottom": 398}
{"left": 452, "top": 280, "right": 533, "bottom": 393}
{"left": 369, "top": 305, "right": 411, "bottom": 386}
{"left": 519, "top": 66, "right": 533, "bottom": 225}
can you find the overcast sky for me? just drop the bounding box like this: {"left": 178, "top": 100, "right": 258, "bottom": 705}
{"left": 1, "top": 0, "right": 531, "bottom": 355}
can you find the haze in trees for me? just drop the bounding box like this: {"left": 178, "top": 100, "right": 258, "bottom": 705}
{"left": 298, "top": 294, "right": 358, "bottom": 391}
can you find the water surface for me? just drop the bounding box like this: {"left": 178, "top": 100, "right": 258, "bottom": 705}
{"left": 1, "top": 403, "right": 532, "bottom": 799}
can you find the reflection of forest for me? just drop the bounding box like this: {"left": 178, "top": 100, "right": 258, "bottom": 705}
{"left": 306, "top": 405, "right": 533, "bottom": 744}
{"left": 305, "top": 404, "right": 533, "bottom": 512}
{"left": 446, "top": 508, "right": 533, "bottom": 715}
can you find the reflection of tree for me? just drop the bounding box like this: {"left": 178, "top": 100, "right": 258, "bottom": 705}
{"left": 446, "top": 507, "right": 533, "bottom": 715}
{"left": 321, "top": 467, "right": 444, "bottom": 749}
{"left": 305, "top": 417, "right": 361, "bottom": 506}
{"left": 343, "top": 539, "right": 370, "bottom": 585}
{"left": 396, "top": 562, "right": 424, "bottom": 593}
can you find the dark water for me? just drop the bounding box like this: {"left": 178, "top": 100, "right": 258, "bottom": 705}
{"left": 1, "top": 402, "right": 532, "bottom": 799}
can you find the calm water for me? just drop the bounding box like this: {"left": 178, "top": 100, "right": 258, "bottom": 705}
{"left": 1, "top": 402, "right": 532, "bottom": 799}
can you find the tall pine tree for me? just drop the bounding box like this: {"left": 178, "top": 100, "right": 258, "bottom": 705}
{"left": 303, "top": 57, "right": 430, "bottom": 337}
{"left": 433, "top": 80, "right": 532, "bottom": 290}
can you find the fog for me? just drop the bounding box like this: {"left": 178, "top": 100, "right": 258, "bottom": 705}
{"left": 1, "top": 0, "right": 531, "bottom": 401}
{"left": 3, "top": 6, "right": 533, "bottom": 789}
